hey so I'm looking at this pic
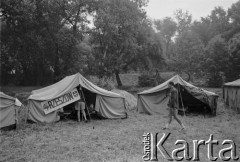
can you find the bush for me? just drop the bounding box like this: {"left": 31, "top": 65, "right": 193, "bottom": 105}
{"left": 96, "top": 78, "right": 116, "bottom": 90}
{"left": 206, "top": 74, "right": 223, "bottom": 88}
{"left": 138, "top": 73, "right": 156, "bottom": 87}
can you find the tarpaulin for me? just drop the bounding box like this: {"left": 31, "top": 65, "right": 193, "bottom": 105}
{"left": 27, "top": 73, "right": 126, "bottom": 123}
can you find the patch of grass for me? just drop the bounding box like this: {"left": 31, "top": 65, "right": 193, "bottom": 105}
{"left": 119, "top": 73, "right": 140, "bottom": 87}
{"left": 1, "top": 86, "right": 240, "bottom": 162}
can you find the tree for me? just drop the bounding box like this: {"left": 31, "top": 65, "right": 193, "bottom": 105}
{"left": 134, "top": 24, "right": 164, "bottom": 71}
{"left": 91, "top": 0, "right": 149, "bottom": 86}
{"left": 223, "top": 1, "right": 240, "bottom": 81}
{"left": 192, "top": 18, "right": 213, "bottom": 46}
{"left": 174, "top": 9, "right": 192, "bottom": 35}
{"left": 173, "top": 31, "right": 205, "bottom": 81}
{"left": 154, "top": 17, "right": 177, "bottom": 58}
{"left": 204, "top": 35, "right": 229, "bottom": 87}
{"left": 226, "top": 33, "right": 240, "bottom": 81}
{"left": 192, "top": 7, "right": 230, "bottom": 46}
{"left": 223, "top": 0, "right": 240, "bottom": 40}
{"left": 209, "top": 7, "right": 230, "bottom": 36}
{"left": 0, "top": 0, "right": 94, "bottom": 85}
{"left": 228, "top": 0, "right": 240, "bottom": 26}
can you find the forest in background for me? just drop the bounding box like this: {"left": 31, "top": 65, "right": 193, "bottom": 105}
{"left": 1, "top": 0, "right": 240, "bottom": 87}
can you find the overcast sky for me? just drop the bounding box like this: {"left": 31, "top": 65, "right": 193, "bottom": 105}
{"left": 145, "top": 0, "right": 239, "bottom": 21}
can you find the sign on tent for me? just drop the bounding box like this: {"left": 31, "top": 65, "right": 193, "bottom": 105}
{"left": 41, "top": 88, "right": 80, "bottom": 114}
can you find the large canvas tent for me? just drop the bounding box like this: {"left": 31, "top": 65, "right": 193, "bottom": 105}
{"left": 27, "top": 73, "right": 126, "bottom": 123}
{"left": 0, "top": 92, "right": 22, "bottom": 129}
{"left": 223, "top": 79, "right": 240, "bottom": 113}
{"left": 137, "top": 75, "right": 218, "bottom": 115}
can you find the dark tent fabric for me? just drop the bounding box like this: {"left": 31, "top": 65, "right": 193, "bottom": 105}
{"left": 0, "top": 92, "right": 22, "bottom": 129}
{"left": 223, "top": 79, "right": 240, "bottom": 113}
{"left": 27, "top": 73, "right": 126, "bottom": 123}
{"left": 137, "top": 75, "right": 219, "bottom": 115}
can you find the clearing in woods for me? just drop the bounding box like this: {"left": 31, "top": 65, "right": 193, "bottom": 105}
{"left": 0, "top": 74, "right": 240, "bottom": 162}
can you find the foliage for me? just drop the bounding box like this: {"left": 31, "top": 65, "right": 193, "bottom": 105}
{"left": 134, "top": 27, "right": 165, "bottom": 71}
{"left": 138, "top": 72, "right": 156, "bottom": 87}
{"left": 204, "top": 36, "right": 229, "bottom": 87}
{"left": 0, "top": 0, "right": 94, "bottom": 85}
{"left": 154, "top": 17, "right": 177, "bottom": 58}
{"left": 223, "top": 1, "right": 240, "bottom": 40}
{"left": 226, "top": 33, "right": 240, "bottom": 81}
{"left": 192, "top": 7, "right": 230, "bottom": 46}
{"left": 228, "top": 0, "right": 240, "bottom": 26}
{"left": 191, "top": 18, "right": 214, "bottom": 46}
{"left": 173, "top": 31, "right": 205, "bottom": 81}
{"left": 1, "top": 0, "right": 240, "bottom": 88}
{"left": 209, "top": 7, "right": 230, "bottom": 36}
{"left": 91, "top": 0, "right": 162, "bottom": 86}
{"left": 169, "top": 3, "right": 240, "bottom": 86}
{"left": 174, "top": 9, "right": 192, "bottom": 35}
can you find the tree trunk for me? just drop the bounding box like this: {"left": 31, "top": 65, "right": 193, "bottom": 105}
{"left": 54, "top": 42, "right": 60, "bottom": 82}
{"left": 186, "top": 72, "right": 191, "bottom": 82}
{"left": 115, "top": 71, "right": 122, "bottom": 87}
{"left": 166, "top": 40, "right": 170, "bottom": 58}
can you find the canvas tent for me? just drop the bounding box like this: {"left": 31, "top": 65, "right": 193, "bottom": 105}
{"left": 27, "top": 73, "right": 126, "bottom": 123}
{"left": 223, "top": 79, "right": 240, "bottom": 113}
{"left": 137, "top": 75, "right": 218, "bottom": 115}
{"left": 0, "top": 92, "right": 22, "bottom": 129}
{"left": 111, "top": 89, "right": 137, "bottom": 111}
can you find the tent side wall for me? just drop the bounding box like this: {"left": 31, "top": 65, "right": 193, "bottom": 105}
{"left": 137, "top": 90, "right": 169, "bottom": 115}
{"left": 27, "top": 94, "right": 126, "bottom": 123}
{"left": 95, "top": 95, "right": 126, "bottom": 119}
{"left": 224, "top": 86, "right": 240, "bottom": 113}
{"left": 27, "top": 100, "right": 60, "bottom": 123}
{"left": 0, "top": 99, "right": 17, "bottom": 129}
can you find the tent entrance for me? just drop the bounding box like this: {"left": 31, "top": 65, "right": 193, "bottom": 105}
{"left": 0, "top": 124, "right": 17, "bottom": 131}
{"left": 177, "top": 84, "right": 211, "bottom": 115}
{"left": 62, "top": 86, "right": 97, "bottom": 120}
{"left": 81, "top": 87, "right": 97, "bottom": 108}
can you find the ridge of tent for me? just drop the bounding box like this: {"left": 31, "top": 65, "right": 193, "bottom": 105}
{"left": 0, "top": 92, "right": 22, "bottom": 107}
{"left": 224, "top": 79, "right": 240, "bottom": 87}
{"left": 138, "top": 75, "right": 218, "bottom": 97}
{"left": 0, "top": 92, "right": 16, "bottom": 101}
{"left": 28, "top": 73, "right": 123, "bottom": 101}
{"left": 138, "top": 75, "right": 193, "bottom": 94}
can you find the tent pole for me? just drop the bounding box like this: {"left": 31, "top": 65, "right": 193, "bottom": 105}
{"left": 79, "top": 86, "right": 92, "bottom": 122}
{"left": 178, "top": 84, "right": 186, "bottom": 117}
{"left": 15, "top": 107, "right": 18, "bottom": 130}
{"left": 25, "top": 102, "right": 29, "bottom": 124}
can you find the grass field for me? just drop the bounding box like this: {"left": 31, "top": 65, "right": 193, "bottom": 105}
{"left": 1, "top": 75, "right": 240, "bottom": 162}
